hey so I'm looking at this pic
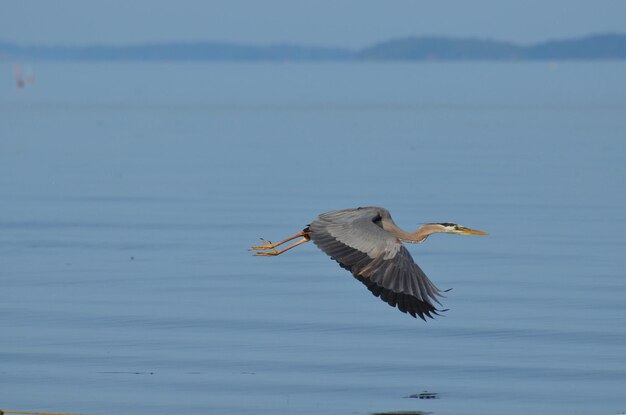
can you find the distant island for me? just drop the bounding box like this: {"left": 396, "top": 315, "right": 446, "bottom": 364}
{"left": 2, "top": 34, "right": 625, "bottom": 62}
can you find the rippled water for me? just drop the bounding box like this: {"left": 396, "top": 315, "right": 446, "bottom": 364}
{"left": 1, "top": 62, "right": 625, "bottom": 415}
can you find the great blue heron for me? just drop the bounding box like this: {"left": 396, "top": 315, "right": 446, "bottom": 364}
{"left": 250, "top": 206, "right": 487, "bottom": 320}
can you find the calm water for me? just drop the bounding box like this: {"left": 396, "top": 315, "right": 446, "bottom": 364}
{"left": 1, "top": 62, "right": 625, "bottom": 415}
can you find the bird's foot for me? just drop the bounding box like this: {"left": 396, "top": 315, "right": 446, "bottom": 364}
{"left": 249, "top": 238, "right": 275, "bottom": 251}
{"left": 253, "top": 249, "right": 280, "bottom": 256}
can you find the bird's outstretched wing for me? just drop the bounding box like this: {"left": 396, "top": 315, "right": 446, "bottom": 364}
{"left": 308, "top": 207, "right": 444, "bottom": 320}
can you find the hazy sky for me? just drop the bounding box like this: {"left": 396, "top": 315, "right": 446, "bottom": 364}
{"left": 1, "top": 0, "right": 625, "bottom": 48}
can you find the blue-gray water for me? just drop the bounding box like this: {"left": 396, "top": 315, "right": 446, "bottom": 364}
{"left": 1, "top": 62, "right": 625, "bottom": 415}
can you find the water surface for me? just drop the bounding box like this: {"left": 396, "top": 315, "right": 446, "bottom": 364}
{"left": 1, "top": 62, "right": 626, "bottom": 415}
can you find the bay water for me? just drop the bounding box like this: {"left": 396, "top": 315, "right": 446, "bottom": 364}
{"left": 1, "top": 61, "right": 625, "bottom": 415}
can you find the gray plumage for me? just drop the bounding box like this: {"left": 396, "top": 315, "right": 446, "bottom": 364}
{"left": 307, "top": 207, "right": 444, "bottom": 320}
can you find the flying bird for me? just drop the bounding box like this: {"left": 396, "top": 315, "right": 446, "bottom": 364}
{"left": 250, "top": 207, "right": 487, "bottom": 320}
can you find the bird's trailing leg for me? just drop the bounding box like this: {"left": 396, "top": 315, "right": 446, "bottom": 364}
{"left": 250, "top": 230, "right": 311, "bottom": 256}
{"left": 250, "top": 230, "right": 308, "bottom": 250}
{"left": 253, "top": 237, "right": 310, "bottom": 256}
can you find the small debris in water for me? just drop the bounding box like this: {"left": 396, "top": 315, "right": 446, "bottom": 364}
{"left": 406, "top": 391, "right": 439, "bottom": 399}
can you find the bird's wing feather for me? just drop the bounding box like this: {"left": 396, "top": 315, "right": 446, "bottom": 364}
{"left": 308, "top": 207, "right": 444, "bottom": 319}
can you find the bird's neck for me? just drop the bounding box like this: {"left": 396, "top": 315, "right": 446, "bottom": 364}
{"left": 386, "top": 223, "right": 441, "bottom": 244}
{"left": 410, "top": 224, "right": 443, "bottom": 243}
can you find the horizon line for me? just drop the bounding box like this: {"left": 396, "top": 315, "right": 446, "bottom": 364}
{"left": 1, "top": 32, "right": 624, "bottom": 49}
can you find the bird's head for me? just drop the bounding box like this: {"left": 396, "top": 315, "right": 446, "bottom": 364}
{"left": 431, "top": 223, "right": 489, "bottom": 236}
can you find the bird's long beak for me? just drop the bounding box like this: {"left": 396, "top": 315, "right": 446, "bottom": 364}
{"left": 459, "top": 226, "right": 488, "bottom": 236}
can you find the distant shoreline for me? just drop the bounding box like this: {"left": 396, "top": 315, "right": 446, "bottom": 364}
{"left": 2, "top": 33, "right": 625, "bottom": 62}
